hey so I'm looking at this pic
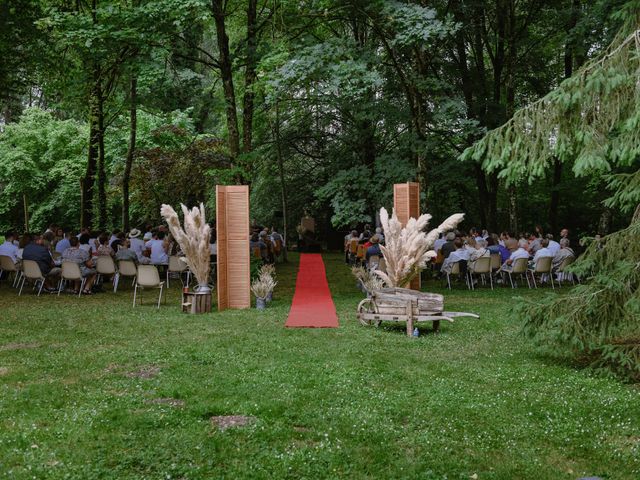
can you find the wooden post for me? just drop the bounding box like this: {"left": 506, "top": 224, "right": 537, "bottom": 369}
{"left": 23, "top": 193, "right": 29, "bottom": 232}
{"left": 394, "top": 182, "right": 421, "bottom": 291}
{"left": 405, "top": 299, "right": 414, "bottom": 337}
{"left": 216, "top": 185, "right": 251, "bottom": 311}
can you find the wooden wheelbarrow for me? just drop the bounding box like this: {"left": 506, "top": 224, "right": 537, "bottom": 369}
{"left": 356, "top": 287, "right": 479, "bottom": 336}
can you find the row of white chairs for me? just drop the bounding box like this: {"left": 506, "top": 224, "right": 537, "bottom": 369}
{"left": 445, "top": 253, "right": 576, "bottom": 290}
{"left": 0, "top": 255, "right": 190, "bottom": 308}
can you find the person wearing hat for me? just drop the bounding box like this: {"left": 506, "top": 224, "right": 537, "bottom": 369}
{"left": 128, "top": 228, "right": 146, "bottom": 262}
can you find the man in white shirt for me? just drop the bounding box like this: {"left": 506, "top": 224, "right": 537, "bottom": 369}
{"left": 0, "top": 231, "right": 20, "bottom": 264}
{"left": 433, "top": 234, "right": 446, "bottom": 253}
{"left": 532, "top": 238, "right": 553, "bottom": 264}
{"left": 547, "top": 235, "right": 561, "bottom": 256}
{"left": 441, "top": 238, "right": 470, "bottom": 274}
{"left": 501, "top": 239, "right": 529, "bottom": 272}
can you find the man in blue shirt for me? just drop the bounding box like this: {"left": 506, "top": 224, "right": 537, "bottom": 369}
{"left": 55, "top": 229, "right": 71, "bottom": 254}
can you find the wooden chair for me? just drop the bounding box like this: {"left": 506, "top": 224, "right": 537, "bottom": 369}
{"left": 252, "top": 246, "right": 261, "bottom": 259}
{"left": 115, "top": 260, "right": 137, "bottom": 293}
{"left": 468, "top": 256, "right": 493, "bottom": 290}
{"left": 507, "top": 257, "right": 530, "bottom": 289}
{"left": 133, "top": 265, "right": 165, "bottom": 308}
{"left": 0, "top": 255, "right": 20, "bottom": 288}
{"left": 356, "top": 244, "right": 366, "bottom": 264}
{"left": 556, "top": 256, "right": 576, "bottom": 286}
{"left": 19, "top": 260, "right": 46, "bottom": 296}
{"left": 58, "top": 261, "right": 85, "bottom": 297}
{"left": 378, "top": 258, "right": 387, "bottom": 273}
{"left": 529, "top": 256, "right": 555, "bottom": 289}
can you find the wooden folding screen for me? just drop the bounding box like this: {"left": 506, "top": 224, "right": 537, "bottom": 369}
{"left": 393, "top": 182, "right": 421, "bottom": 290}
{"left": 216, "top": 185, "right": 250, "bottom": 311}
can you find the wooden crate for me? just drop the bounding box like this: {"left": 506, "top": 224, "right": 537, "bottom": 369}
{"left": 182, "top": 291, "right": 212, "bottom": 314}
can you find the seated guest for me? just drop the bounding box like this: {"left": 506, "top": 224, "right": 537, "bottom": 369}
{"left": 546, "top": 234, "right": 561, "bottom": 256}
{"left": 528, "top": 233, "right": 542, "bottom": 255}
{"left": 440, "top": 232, "right": 457, "bottom": 260}
{"left": 441, "top": 238, "right": 469, "bottom": 274}
{"left": 553, "top": 238, "right": 575, "bottom": 271}
{"left": 96, "top": 233, "right": 115, "bottom": 257}
{"left": 374, "top": 227, "right": 385, "bottom": 244}
{"left": 62, "top": 236, "right": 97, "bottom": 294}
{"left": 365, "top": 235, "right": 382, "bottom": 262}
{"left": 433, "top": 233, "right": 446, "bottom": 253}
{"left": 146, "top": 231, "right": 169, "bottom": 265}
{"left": 114, "top": 239, "right": 138, "bottom": 263}
{"left": 79, "top": 233, "right": 92, "bottom": 253}
{"left": 55, "top": 230, "right": 71, "bottom": 255}
{"left": 0, "top": 231, "right": 20, "bottom": 264}
{"left": 358, "top": 231, "right": 371, "bottom": 245}
{"left": 22, "top": 234, "right": 61, "bottom": 291}
{"left": 486, "top": 236, "right": 500, "bottom": 255}
{"left": 466, "top": 237, "right": 489, "bottom": 273}
{"left": 500, "top": 239, "right": 529, "bottom": 272}
{"left": 127, "top": 229, "right": 146, "bottom": 261}
{"left": 42, "top": 231, "right": 55, "bottom": 252}
{"left": 17, "top": 233, "right": 32, "bottom": 260}
{"left": 532, "top": 238, "right": 553, "bottom": 265}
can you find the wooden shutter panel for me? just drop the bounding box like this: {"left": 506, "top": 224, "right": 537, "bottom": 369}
{"left": 216, "top": 185, "right": 250, "bottom": 310}
{"left": 394, "top": 182, "right": 421, "bottom": 290}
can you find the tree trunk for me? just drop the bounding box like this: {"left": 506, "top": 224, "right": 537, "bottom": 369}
{"left": 550, "top": 0, "right": 580, "bottom": 232}
{"left": 96, "top": 87, "right": 106, "bottom": 230}
{"left": 273, "top": 102, "right": 288, "bottom": 262}
{"left": 242, "top": 0, "right": 257, "bottom": 154}
{"left": 82, "top": 68, "right": 100, "bottom": 230}
{"left": 211, "top": 0, "right": 241, "bottom": 164}
{"left": 122, "top": 76, "right": 137, "bottom": 232}
{"left": 505, "top": 0, "right": 517, "bottom": 233}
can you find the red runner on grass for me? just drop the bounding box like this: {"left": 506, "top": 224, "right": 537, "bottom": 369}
{"left": 285, "top": 254, "right": 339, "bottom": 328}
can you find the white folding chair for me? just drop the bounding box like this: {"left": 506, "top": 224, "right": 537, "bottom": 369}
{"left": 556, "top": 256, "right": 576, "bottom": 286}
{"left": 114, "top": 260, "right": 137, "bottom": 293}
{"left": 58, "top": 261, "right": 85, "bottom": 297}
{"left": 167, "top": 256, "right": 189, "bottom": 288}
{"left": 507, "top": 257, "right": 530, "bottom": 289}
{"left": 133, "top": 265, "right": 165, "bottom": 308}
{"left": 529, "top": 256, "right": 555, "bottom": 289}
{"left": 0, "top": 255, "right": 20, "bottom": 288}
{"left": 446, "top": 261, "right": 470, "bottom": 290}
{"left": 468, "top": 256, "right": 493, "bottom": 290}
{"left": 19, "top": 260, "right": 46, "bottom": 296}
{"left": 95, "top": 256, "right": 116, "bottom": 286}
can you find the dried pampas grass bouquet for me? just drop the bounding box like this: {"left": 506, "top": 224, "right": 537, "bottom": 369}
{"left": 161, "top": 203, "right": 211, "bottom": 291}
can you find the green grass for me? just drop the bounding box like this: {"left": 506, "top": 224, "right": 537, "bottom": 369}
{"left": 1, "top": 253, "right": 639, "bottom": 479}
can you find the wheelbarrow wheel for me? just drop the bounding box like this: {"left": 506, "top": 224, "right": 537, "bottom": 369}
{"left": 357, "top": 298, "right": 377, "bottom": 326}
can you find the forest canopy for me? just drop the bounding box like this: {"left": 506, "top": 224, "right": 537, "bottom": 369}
{"left": 0, "top": 0, "right": 637, "bottom": 241}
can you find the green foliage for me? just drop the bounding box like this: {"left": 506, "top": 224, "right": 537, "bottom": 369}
{"left": 518, "top": 220, "right": 640, "bottom": 381}
{"left": 0, "top": 108, "right": 87, "bottom": 231}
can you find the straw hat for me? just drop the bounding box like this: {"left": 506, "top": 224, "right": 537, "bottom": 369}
{"left": 128, "top": 228, "right": 142, "bottom": 239}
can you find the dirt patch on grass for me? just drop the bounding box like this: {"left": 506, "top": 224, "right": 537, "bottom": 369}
{"left": 104, "top": 364, "right": 161, "bottom": 379}
{"left": 210, "top": 415, "right": 256, "bottom": 431}
{"left": 0, "top": 342, "right": 40, "bottom": 351}
{"left": 146, "top": 397, "right": 185, "bottom": 407}
{"left": 0, "top": 367, "right": 9, "bottom": 376}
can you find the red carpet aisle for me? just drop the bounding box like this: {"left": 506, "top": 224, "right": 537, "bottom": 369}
{"left": 285, "top": 254, "right": 339, "bottom": 328}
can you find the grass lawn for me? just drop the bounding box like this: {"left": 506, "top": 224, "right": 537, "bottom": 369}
{"left": 1, "top": 252, "right": 639, "bottom": 479}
